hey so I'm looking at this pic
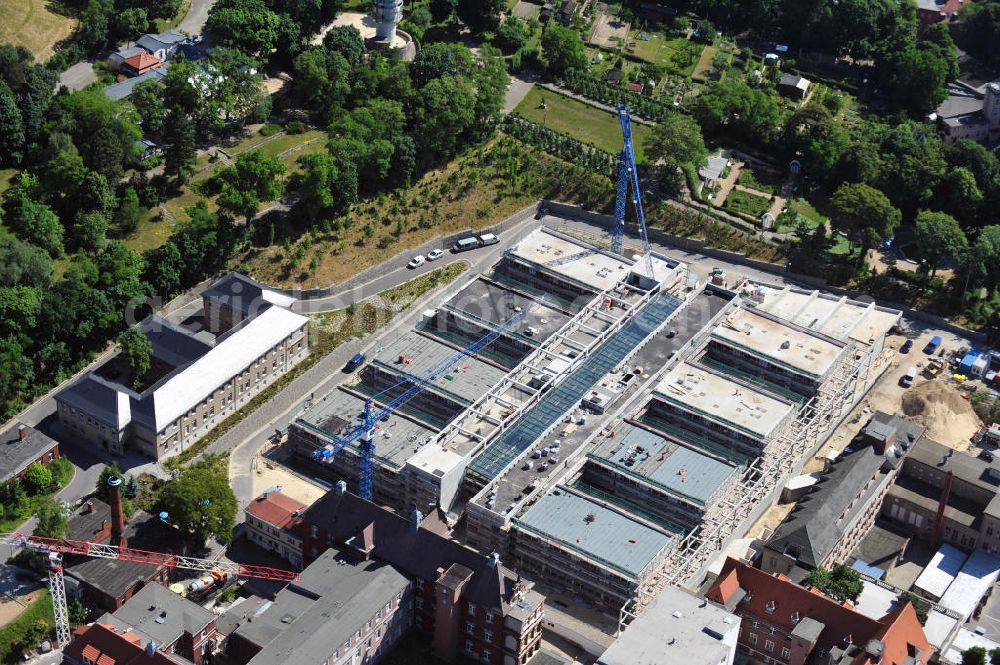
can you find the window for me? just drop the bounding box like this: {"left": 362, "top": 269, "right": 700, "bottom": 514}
{"left": 782, "top": 647, "right": 791, "bottom": 659}
{"left": 468, "top": 603, "right": 476, "bottom": 616}
{"left": 481, "top": 652, "right": 491, "bottom": 664}
{"left": 415, "top": 597, "right": 424, "bottom": 610}
{"left": 376, "top": 610, "right": 382, "bottom": 621}
{"left": 386, "top": 602, "right": 392, "bottom": 613}
{"left": 466, "top": 621, "right": 475, "bottom": 634}
{"left": 484, "top": 630, "right": 493, "bottom": 642}
{"left": 749, "top": 634, "right": 758, "bottom": 646}
{"left": 765, "top": 640, "right": 774, "bottom": 653}
{"left": 752, "top": 621, "right": 759, "bottom": 629}
{"left": 770, "top": 627, "right": 776, "bottom": 635}
{"left": 464, "top": 641, "right": 474, "bottom": 656}
{"left": 485, "top": 612, "right": 494, "bottom": 625}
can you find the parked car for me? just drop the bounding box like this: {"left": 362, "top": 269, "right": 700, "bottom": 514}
{"left": 426, "top": 248, "right": 444, "bottom": 261}
{"left": 900, "top": 367, "right": 917, "bottom": 388}
{"left": 924, "top": 335, "right": 942, "bottom": 354}
{"left": 345, "top": 353, "right": 366, "bottom": 372}
{"left": 407, "top": 255, "right": 425, "bottom": 269}
{"left": 478, "top": 233, "right": 499, "bottom": 246}
{"left": 900, "top": 339, "right": 913, "bottom": 354}
{"left": 453, "top": 237, "right": 478, "bottom": 252}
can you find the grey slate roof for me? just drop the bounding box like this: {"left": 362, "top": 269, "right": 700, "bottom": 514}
{"left": 215, "top": 596, "right": 270, "bottom": 636}
{"left": 139, "top": 316, "right": 214, "bottom": 368}
{"left": 765, "top": 433, "right": 905, "bottom": 568}
{"left": 0, "top": 423, "right": 58, "bottom": 482}
{"left": 109, "top": 46, "right": 146, "bottom": 63}
{"left": 56, "top": 374, "right": 132, "bottom": 430}
{"left": 67, "top": 498, "right": 111, "bottom": 542}
{"left": 66, "top": 511, "right": 178, "bottom": 599}
{"left": 101, "top": 583, "right": 214, "bottom": 646}
{"left": 238, "top": 550, "right": 409, "bottom": 665}
{"left": 301, "top": 489, "right": 520, "bottom": 611}
{"left": 103, "top": 66, "right": 168, "bottom": 101}
{"left": 136, "top": 30, "right": 187, "bottom": 53}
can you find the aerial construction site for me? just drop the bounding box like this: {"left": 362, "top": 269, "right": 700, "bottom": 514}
{"left": 283, "top": 204, "right": 903, "bottom": 624}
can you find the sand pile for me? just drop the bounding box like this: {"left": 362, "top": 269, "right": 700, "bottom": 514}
{"left": 901, "top": 380, "right": 982, "bottom": 449}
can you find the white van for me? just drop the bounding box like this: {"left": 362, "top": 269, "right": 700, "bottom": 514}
{"left": 900, "top": 367, "right": 917, "bottom": 388}
{"left": 453, "top": 237, "right": 478, "bottom": 252}
{"left": 478, "top": 233, "right": 499, "bottom": 246}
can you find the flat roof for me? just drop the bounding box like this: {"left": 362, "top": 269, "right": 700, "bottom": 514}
{"left": 588, "top": 424, "right": 739, "bottom": 506}
{"left": 443, "top": 278, "right": 570, "bottom": 342}
{"left": 923, "top": 610, "right": 959, "bottom": 650}
{"left": 369, "top": 332, "right": 508, "bottom": 405}
{"left": 712, "top": 307, "right": 846, "bottom": 379}
{"left": 939, "top": 549, "right": 1000, "bottom": 621}
{"left": 654, "top": 362, "right": 795, "bottom": 440}
{"left": 508, "top": 228, "right": 633, "bottom": 291}
{"left": 297, "top": 389, "right": 437, "bottom": 469}
{"left": 914, "top": 544, "right": 967, "bottom": 599}
{"left": 598, "top": 585, "right": 738, "bottom": 665}
{"left": 851, "top": 580, "right": 899, "bottom": 620}
{"left": 943, "top": 627, "right": 1000, "bottom": 665}
{"left": 514, "top": 487, "right": 674, "bottom": 579}
{"left": 748, "top": 285, "right": 900, "bottom": 346}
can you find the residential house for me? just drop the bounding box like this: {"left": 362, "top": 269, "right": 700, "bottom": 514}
{"left": 108, "top": 46, "right": 147, "bottom": 72}
{"left": 63, "top": 623, "right": 184, "bottom": 665}
{"left": 761, "top": 413, "right": 918, "bottom": 578}
{"left": 136, "top": 30, "right": 188, "bottom": 61}
{"left": 121, "top": 52, "right": 162, "bottom": 77}
{"left": 103, "top": 66, "right": 169, "bottom": 101}
{"left": 99, "top": 584, "right": 217, "bottom": 665}
{"left": 707, "top": 557, "right": 934, "bottom": 665}
{"left": 556, "top": 0, "right": 577, "bottom": 24}
{"left": 933, "top": 80, "right": 1000, "bottom": 144}
{"left": 244, "top": 490, "right": 306, "bottom": 568}
{"left": 916, "top": 0, "right": 964, "bottom": 31}
{"left": 0, "top": 422, "right": 60, "bottom": 484}
{"left": 778, "top": 74, "right": 811, "bottom": 101}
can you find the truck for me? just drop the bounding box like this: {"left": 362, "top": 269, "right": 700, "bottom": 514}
{"left": 924, "top": 335, "right": 943, "bottom": 355}
{"left": 171, "top": 570, "right": 230, "bottom": 598}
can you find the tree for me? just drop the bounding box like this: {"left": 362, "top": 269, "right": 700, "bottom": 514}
{"left": 95, "top": 462, "right": 123, "bottom": 502}
{"left": 163, "top": 110, "right": 196, "bottom": 185}
{"left": 456, "top": 0, "right": 503, "bottom": 32}
{"left": 495, "top": 17, "right": 530, "bottom": 54}
{"left": 206, "top": 0, "right": 281, "bottom": 59}
{"left": 322, "top": 25, "right": 366, "bottom": 68}
{"left": 0, "top": 80, "right": 24, "bottom": 166}
{"left": 23, "top": 463, "right": 53, "bottom": 495}
{"left": 410, "top": 42, "right": 474, "bottom": 87}
{"left": 293, "top": 48, "right": 351, "bottom": 122}
{"left": 899, "top": 592, "right": 929, "bottom": 625}
{"left": 540, "top": 25, "right": 587, "bottom": 77}
{"left": 79, "top": 0, "right": 112, "bottom": 52}
{"left": 955, "top": 1, "right": 1000, "bottom": 66}
{"left": 430, "top": 0, "right": 457, "bottom": 21}
{"left": 972, "top": 225, "right": 1000, "bottom": 295}
{"left": 802, "top": 564, "right": 863, "bottom": 603}
{"left": 829, "top": 182, "right": 901, "bottom": 262}
{"left": 130, "top": 78, "right": 167, "bottom": 142}
{"left": 296, "top": 151, "right": 358, "bottom": 222}
{"left": 3, "top": 193, "right": 64, "bottom": 257}
{"left": 119, "top": 327, "right": 152, "bottom": 389}
{"left": 73, "top": 211, "right": 110, "bottom": 252}
{"left": 115, "top": 7, "right": 149, "bottom": 38}
{"left": 114, "top": 187, "right": 143, "bottom": 236}
{"left": 216, "top": 150, "right": 285, "bottom": 223}
{"left": 644, "top": 112, "right": 708, "bottom": 192}
{"left": 964, "top": 647, "right": 988, "bottom": 665}
{"left": 34, "top": 497, "right": 67, "bottom": 539}
{"left": 411, "top": 75, "right": 476, "bottom": 165}
{"left": 0, "top": 237, "right": 51, "bottom": 287}
{"left": 913, "top": 210, "right": 967, "bottom": 278}
{"left": 160, "top": 459, "right": 238, "bottom": 545}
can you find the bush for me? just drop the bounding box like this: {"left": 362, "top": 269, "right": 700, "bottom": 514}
{"left": 285, "top": 120, "right": 308, "bottom": 134}
{"left": 22, "top": 464, "right": 52, "bottom": 495}
{"left": 259, "top": 124, "right": 283, "bottom": 137}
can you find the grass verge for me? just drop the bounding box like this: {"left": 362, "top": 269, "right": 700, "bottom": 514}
{"left": 0, "top": 0, "right": 75, "bottom": 61}
{"left": 164, "top": 264, "right": 468, "bottom": 470}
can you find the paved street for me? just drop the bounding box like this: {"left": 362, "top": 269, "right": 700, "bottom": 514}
{"left": 178, "top": 0, "right": 216, "bottom": 34}
{"left": 57, "top": 61, "right": 97, "bottom": 92}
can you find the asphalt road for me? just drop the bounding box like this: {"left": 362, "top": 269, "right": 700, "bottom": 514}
{"left": 178, "top": 0, "right": 216, "bottom": 34}
{"left": 57, "top": 61, "right": 97, "bottom": 92}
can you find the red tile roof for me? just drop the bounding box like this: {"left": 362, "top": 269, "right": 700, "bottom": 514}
{"left": 246, "top": 491, "right": 307, "bottom": 530}
{"left": 627, "top": 82, "right": 644, "bottom": 93}
{"left": 707, "top": 558, "right": 934, "bottom": 665}
{"left": 64, "top": 623, "right": 181, "bottom": 665}
{"left": 123, "top": 52, "right": 161, "bottom": 71}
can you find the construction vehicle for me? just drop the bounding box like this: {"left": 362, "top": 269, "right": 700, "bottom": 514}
{"left": 611, "top": 104, "right": 654, "bottom": 276}
{"left": 974, "top": 424, "right": 1000, "bottom": 447}
{"left": 169, "top": 570, "right": 232, "bottom": 598}
{"left": 925, "top": 358, "right": 945, "bottom": 378}
{"left": 0, "top": 532, "right": 298, "bottom": 648}
{"left": 309, "top": 297, "right": 548, "bottom": 501}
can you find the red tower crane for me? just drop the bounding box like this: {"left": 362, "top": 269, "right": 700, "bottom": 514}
{"left": 0, "top": 532, "right": 299, "bottom": 648}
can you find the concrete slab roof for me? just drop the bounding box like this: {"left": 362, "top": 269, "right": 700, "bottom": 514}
{"left": 588, "top": 424, "right": 739, "bottom": 506}
{"left": 712, "top": 307, "right": 846, "bottom": 379}
{"left": 369, "top": 332, "right": 508, "bottom": 405}
{"left": 443, "top": 278, "right": 571, "bottom": 342}
{"left": 747, "top": 285, "right": 900, "bottom": 346}
{"left": 296, "top": 389, "right": 437, "bottom": 469}
{"left": 654, "top": 361, "right": 796, "bottom": 440}
{"left": 514, "top": 487, "right": 675, "bottom": 579}
{"left": 508, "top": 228, "right": 633, "bottom": 292}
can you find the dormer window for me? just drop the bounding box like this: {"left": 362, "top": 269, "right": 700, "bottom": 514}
{"left": 791, "top": 611, "right": 800, "bottom": 624}
{"left": 765, "top": 600, "right": 776, "bottom": 614}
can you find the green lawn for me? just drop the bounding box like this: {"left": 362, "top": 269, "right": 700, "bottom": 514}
{"left": 514, "top": 87, "right": 653, "bottom": 162}
{"left": 153, "top": 0, "right": 190, "bottom": 31}
{"left": 737, "top": 166, "right": 781, "bottom": 195}
{"left": 691, "top": 45, "right": 718, "bottom": 82}
{"left": 723, "top": 189, "right": 772, "bottom": 218}
{"left": 788, "top": 197, "right": 826, "bottom": 226}
{"left": 829, "top": 232, "right": 855, "bottom": 256}
{"left": 626, "top": 31, "right": 702, "bottom": 76}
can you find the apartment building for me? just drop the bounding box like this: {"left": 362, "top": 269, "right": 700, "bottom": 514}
{"left": 56, "top": 275, "right": 309, "bottom": 461}
{"left": 99, "top": 584, "right": 217, "bottom": 665}
{"left": 64, "top": 623, "right": 184, "bottom": 665}
{"left": 707, "top": 558, "right": 934, "bottom": 665}
{"left": 296, "top": 482, "right": 545, "bottom": 665}
{"left": 762, "top": 412, "right": 917, "bottom": 577}
{"left": 228, "top": 549, "right": 411, "bottom": 665}
{"left": 882, "top": 436, "right": 1000, "bottom": 553}
{"left": 244, "top": 490, "right": 306, "bottom": 568}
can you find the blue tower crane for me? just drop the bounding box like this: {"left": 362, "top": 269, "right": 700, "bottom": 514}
{"left": 312, "top": 299, "right": 545, "bottom": 501}
{"left": 611, "top": 104, "right": 655, "bottom": 277}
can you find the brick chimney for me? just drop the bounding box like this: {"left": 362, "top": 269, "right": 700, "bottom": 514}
{"left": 17, "top": 424, "right": 27, "bottom": 441}
{"left": 108, "top": 476, "right": 127, "bottom": 548}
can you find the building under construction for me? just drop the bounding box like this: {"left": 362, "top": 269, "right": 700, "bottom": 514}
{"left": 285, "top": 206, "right": 902, "bottom": 619}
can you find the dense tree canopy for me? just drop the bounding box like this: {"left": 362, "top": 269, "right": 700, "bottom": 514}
{"left": 540, "top": 25, "right": 587, "bottom": 77}
{"left": 160, "top": 459, "right": 238, "bottom": 545}
{"left": 913, "top": 211, "right": 967, "bottom": 278}
{"left": 829, "top": 182, "right": 901, "bottom": 260}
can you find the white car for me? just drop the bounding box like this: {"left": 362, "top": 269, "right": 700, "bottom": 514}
{"left": 407, "top": 255, "right": 426, "bottom": 269}
{"left": 426, "top": 249, "right": 444, "bottom": 261}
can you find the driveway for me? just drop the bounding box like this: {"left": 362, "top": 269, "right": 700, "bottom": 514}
{"left": 58, "top": 61, "right": 97, "bottom": 92}
{"left": 504, "top": 72, "right": 537, "bottom": 113}
{"left": 178, "top": 0, "right": 216, "bottom": 34}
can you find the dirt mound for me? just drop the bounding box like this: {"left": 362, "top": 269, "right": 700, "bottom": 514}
{"left": 900, "top": 381, "right": 981, "bottom": 448}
